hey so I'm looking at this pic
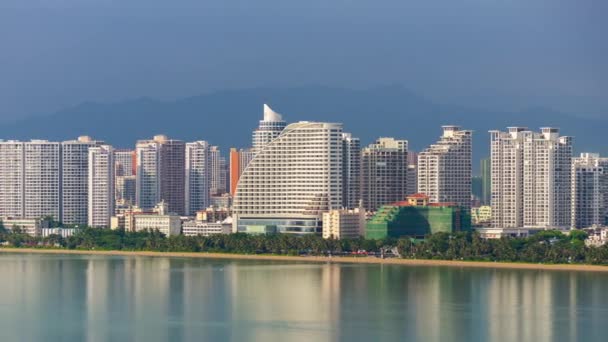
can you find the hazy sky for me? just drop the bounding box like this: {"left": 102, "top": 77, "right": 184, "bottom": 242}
{"left": 1, "top": 0, "right": 606, "bottom": 121}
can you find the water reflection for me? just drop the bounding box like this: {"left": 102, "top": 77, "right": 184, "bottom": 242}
{"left": 0, "top": 254, "right": 607, "bottom": 341}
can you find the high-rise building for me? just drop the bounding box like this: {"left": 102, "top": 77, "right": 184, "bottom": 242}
{"left": 229, "top": 148, "right": 256, "bottom": 196}
{"left": 490, "top": 127, "right": 572, "bottom": 229}
{"left": 115, "top": 175, "right": 136, "bottom": 205}
{"left": 233, "top": 122, "right": 347, "bottom": 234}
{"left": 61, "top": 136, "right": 102, "bottom": 225}
{"left": 0, "top": 138, "right": 103, "bottom": 223}
{"left": 209, "top": 146, "right": 227, "bottom": 196}
{"left": 418, "top": 126, "right": 472, "bottom": 209}
{"left": 341, "top": 133, "right": 361, "bottom": 210}
{"left": 185, "top": 141, "right": 211, "bottom": 216}
{"left": 135, "top": 140, "right": 160, "bottom": 211}
{"left": 571, "top": 153, "right": 608, "bottom": 229}
{"left": 114, "top": 149, "right": 135, "bottom": 177}
{"left": 24, "top": 140, "right": 62, "bottom": 220}
{"left": 252, "top": 104, "right": 287, "bottom": 152}
{"left": 135, "top": 135, "right": 185, "bottom": 215}
{"left": 0, "top": 141, "right": 25, "bottom": 218}
{"left": 480, "top": 158, "right": 491, "bottom": 205}
{"left": 158, "top": 136, "right": 185, "bottom": 215}
{"left": 88, "top": 145, "right": 114, "bottom": 228}
{"left": 406, "top": 151, "right": 418, "bottom": 196}
{"left": 361, "top": 137, "right": 408, "bottom": 212}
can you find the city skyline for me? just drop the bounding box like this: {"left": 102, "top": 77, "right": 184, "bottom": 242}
{"left": 0, "top": 103, "right": 606, "bottom": 235}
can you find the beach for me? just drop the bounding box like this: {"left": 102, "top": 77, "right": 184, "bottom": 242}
{"left": 1, "top": 248, "right": 607, "bottom": 272}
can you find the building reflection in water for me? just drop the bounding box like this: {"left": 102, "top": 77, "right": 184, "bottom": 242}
{"left": 1, "top": 254, "right": 608, "bottom": 341}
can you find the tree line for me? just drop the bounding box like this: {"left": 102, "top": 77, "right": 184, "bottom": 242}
{"left": 1, "top": 226, "right": 607, "bottom": 265}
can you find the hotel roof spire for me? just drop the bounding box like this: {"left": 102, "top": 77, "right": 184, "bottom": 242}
{"left": 263, "top": 104, "right": 283, "bottom": 122}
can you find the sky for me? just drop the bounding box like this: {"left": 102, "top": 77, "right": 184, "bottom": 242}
{"left": 0, "top": 0, "right": 606, "bottom": 122}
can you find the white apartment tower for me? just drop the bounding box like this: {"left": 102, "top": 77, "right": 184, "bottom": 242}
{"left": 61, "top": 136, "right": 101, "bottom": 225}
{"left": 490, "top": 127, "right": 573, "bottom": 229}
{"left": 361, "top": 137, "right": 408, "bottom": 211}
{"left": 88, "top": 145, "right": 115, "bottom": 228}
{"left": 571, "top": 153, "right": 608, "bottom": 229}
{"left": 0, "top": 138, "right": 106, "bottom": 223}
{"left": 233, "top": 121, "right": 347, "bottom": 234}
{"left": 185, "top": 141, "right": 211, "bottom": 216}
{"left": 341, "top": 133, "right": 361, "bottom": 210}
{"left": 252, "top": 104, "right": 287, "bottom": 152}
{"left": 135, "top": 141, "right": 161, "bottom": 211}
{"left": 0, "top": 141, "right": 25, "bottom": 217}
{"left": 135, "top": 135, "right": 186, "bottom": 215}
{"left": 418, "top": 126, "right": 472, "bottom": 209}
{"left": 24, "top": 140, "right": 62, "bottom": 220}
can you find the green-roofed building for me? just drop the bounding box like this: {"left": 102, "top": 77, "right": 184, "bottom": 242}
{"left": 365, "top": 194, "right": 471, "bottom": 239}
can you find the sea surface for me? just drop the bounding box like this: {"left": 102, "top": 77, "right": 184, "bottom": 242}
{"left": 0, "top": 253, "right": 607, "bottom": 342}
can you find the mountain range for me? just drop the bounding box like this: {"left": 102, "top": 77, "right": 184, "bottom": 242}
{"left": 1, "top": 85, "right": 605, "bottom": 169}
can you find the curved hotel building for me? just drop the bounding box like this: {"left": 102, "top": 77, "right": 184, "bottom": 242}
{"left": 233, "top": 121, "right": 348, "bottom": 234}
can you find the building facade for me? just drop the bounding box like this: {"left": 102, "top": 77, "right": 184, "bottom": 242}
{"left": 361, "top": 137, "right": 408, "bottom": 212}
{"left": 418, "top": 126, "right": 472, "bottom": 209}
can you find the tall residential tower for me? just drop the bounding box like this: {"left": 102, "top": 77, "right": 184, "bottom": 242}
{"left": 88, "top": 145, "right": 115, "bottom": 228}
{"left": 361, "top": 137, "right": 408, "bottom": 212}
{"left": 490, "top": 127, "right": 572, "bottom": 229}
{"left": 571, "top": 153, "right": 608, "bottom": 228}
{"left": 418, "top": 126, "right": 472, "bottom": 209}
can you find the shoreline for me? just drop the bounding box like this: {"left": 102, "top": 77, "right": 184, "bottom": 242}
{"left": 1, "top": 248, "right": 608, "bottom": 272}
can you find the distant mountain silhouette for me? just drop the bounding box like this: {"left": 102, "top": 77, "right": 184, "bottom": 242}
{"left": 1, "top": 85, "right": 605, "bottom": 169}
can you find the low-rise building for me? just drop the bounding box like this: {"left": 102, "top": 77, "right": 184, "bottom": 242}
{"left": 583, "top": 226, "right": 608, "bottom": 247}
{"left": 196, "top": 207, "right": 231, "bottom": 223}
{"left": 40, "top": 228, "right": 78, "bottom": 238}
{"left": 132, "top": 214, "right": 181, "bottom": 236}
{"left": 322, "top": 208, "right": 364, "bottom": 239}
{"left": 471, "top": 206, "right": 492, "bottom": 226}
{"left": 110, "top": 202, "right": 180, "bottom": 236}
{"left": 182, "top": 217, "right": 232, "bottom": 237}
{"left": 365, "top": 194, "right": 471, "bottom": 239}
{"left": 1, "top": 217, "right": 50, "bottom": 236}
{"left": 210, "top": 193, "right": 232, "bottom": 209}
{"left": 474, "top": 227, "right": 544, "bottom": 239}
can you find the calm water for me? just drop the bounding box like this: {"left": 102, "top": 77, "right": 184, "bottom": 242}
{"left": 0, "top": 254, "right": 607, "bottom": 342}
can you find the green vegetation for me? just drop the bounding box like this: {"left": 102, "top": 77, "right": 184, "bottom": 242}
{"left": 1, "top": 228, "right": 607, "bottom": 265}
